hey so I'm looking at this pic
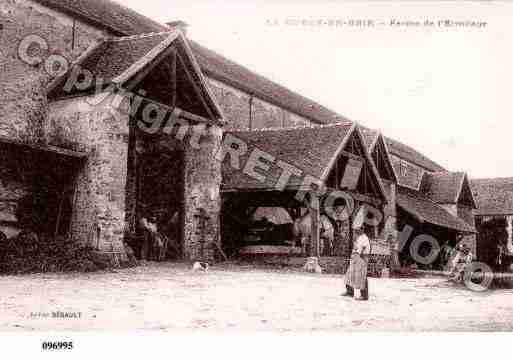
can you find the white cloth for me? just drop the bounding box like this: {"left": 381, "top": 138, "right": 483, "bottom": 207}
{"left": 354, "top": 233, "right": 371, "bottom": 255}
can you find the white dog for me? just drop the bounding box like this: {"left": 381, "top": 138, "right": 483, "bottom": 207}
{"left": 192, "top": 261, "right": 209, "bottom": 272}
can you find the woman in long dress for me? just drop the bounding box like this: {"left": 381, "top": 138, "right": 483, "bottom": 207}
{"left": 343, "top": 226, "right": 371, "bottom": 301}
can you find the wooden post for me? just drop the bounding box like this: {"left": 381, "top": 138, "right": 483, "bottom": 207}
{"left": 310, "top": 194, "right": 321, "bottom": 258}
{"left": 303, "top": 193, "right": 323, "bottom": 274}
{"left": 54, "top": 187, "right": 66, "bottom": 238}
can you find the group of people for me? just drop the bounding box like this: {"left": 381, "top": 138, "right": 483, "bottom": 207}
{"left": 446, "top": 242, "right": 473, "bottom": 282}
{"left": 342, "top": 226, "right": 476, "bottom": 301}
{"left": 139, "top": 216, "right": 166, "bottom": 261}
{"left": 138, "top": 212, "right": 179, "bottom": 262}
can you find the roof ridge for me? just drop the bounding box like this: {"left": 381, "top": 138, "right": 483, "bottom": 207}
{"left": 33, "top": 0, "right": 167, "bottom": 36}
{"left": 110, "top": 31, "right": 180, "bottom": 85}
{"left": 472, "top": 177, "right": 513, "bottom": 181}
{"left": 107, "top": 30, "right": 179, "bottom": 42}
{"left": 35, "top": 0, "right": 445, "bottom": 173}
{"left": 427, "top": 171, "right": 464, "bottom": 176}
{"left": 228, "top": 122, "right": 352, "bottom": 133}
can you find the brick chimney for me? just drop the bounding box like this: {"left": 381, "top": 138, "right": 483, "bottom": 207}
{"left": 167, "top": 20, "right": 189, "bottom": 36}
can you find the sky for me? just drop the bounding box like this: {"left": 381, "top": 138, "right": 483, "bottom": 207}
{"left": 119, "top": 0, "right": 513, "bottom": 179}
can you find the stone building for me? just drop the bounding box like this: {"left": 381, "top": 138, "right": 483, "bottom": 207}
{"left": 0, "top": 0, "right": 483, "bottom": 272}
{"left": 1, "top": 0, "right": 224, "bottom": 263}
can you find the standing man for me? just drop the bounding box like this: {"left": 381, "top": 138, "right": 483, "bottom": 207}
{"left": 139, "top": 215, "right": 160, "bottom": 261}
{"left": 139, "top": 216, "right": 152, "bottom": 261}
{"left": 343, "top": 225, "right": 371, "bottom": 301}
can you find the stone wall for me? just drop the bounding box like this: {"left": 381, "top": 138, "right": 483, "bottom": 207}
{"left": 182, "top": 125, "right": 223, "bottom": 261}
{"left": 48, "top": 95, "right": 129, "bottom": 262}
{"left": 207, "top": 78, "right": 310, "bottom": 130}
{"left": 0, "top": 0, "right": 105, "bottom": 145}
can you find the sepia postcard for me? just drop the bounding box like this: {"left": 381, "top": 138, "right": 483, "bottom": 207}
{"left": 0, "top": 0, "right": 512, "bottom": 356}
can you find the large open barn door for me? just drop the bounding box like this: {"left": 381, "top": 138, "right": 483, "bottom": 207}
{"left": 136, "top": 150, "right": 185, "bottom": 261}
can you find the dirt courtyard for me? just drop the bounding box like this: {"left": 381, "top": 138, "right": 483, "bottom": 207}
{"left": 0, "top": 262, "right": 512, "bottom": 332}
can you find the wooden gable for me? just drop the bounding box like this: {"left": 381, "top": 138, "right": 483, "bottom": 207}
{"left": 371, "top": 135, "right": 397, "bottom": 183}
{"left": 325, "top": 127, "right": 387, "bottom": 203}
{"left": 457, "top": 175, "right": 477, "bottom": 209}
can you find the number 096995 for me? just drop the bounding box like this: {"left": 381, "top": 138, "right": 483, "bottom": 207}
{"left": 42, "top": 342, "right": 74, "bottom": 350}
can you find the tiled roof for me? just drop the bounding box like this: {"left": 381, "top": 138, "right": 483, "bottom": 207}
{"left": 47, "top": 31, "right": 224, "bottom": 122}
{"left": 34, "top": 0, "right": 164, "bottom": 35}
{"left": 471, "top": 178, "right": 513, "bottom": 216}
{"left": 222, "top": 123, "right": 354, "bottom": 191}
{"left": 189, "top": 41, "right": 345, "bottom": 125}
{"left": 385, "top": 137, "right": 446, "bottom": 172}
{"left": 35, "top": 0, "right": 344, "bottom": 125}
{"left": 48, "top": 32, "right": 174, "bottom": 98}
{"left": 397, "top": 186, "right": 476, "bottom": 233}
{"left": 420, "top": 172, "right": 466, "bottom": 204}
{"left": 37, "top": 0, "right": 445, "bottom": 172}
{"left": 357, "top": 127, "right": 445, "bottom": 178}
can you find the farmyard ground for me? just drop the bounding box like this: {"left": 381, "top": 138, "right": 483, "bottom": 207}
{"left": 1, "top": 262, "right": 512, "bottom": 332}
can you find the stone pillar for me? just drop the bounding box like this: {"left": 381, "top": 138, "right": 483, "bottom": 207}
{"left": 49, "top": 96, "right": 130, "bottom": 266}
{"left": 183, "top": 124, "right": 222, "bottom": 261}
{"left": 124, "top": 120, "right": 139, "bottom": 236}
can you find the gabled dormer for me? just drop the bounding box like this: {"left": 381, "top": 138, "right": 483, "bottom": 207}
{"left": 324, "top": 125, "right": 387, "bottom": 204}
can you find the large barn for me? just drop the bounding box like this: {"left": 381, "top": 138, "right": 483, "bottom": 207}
{"left": 0, "top": 0, "right": 501, "bottom": 274}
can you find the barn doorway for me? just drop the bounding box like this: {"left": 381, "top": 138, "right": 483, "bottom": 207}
{"left": 136, "top": 149, "right": 185, "bottom": 261}
{"left": 0, "top": 140, "right": 85, "bottom": 270}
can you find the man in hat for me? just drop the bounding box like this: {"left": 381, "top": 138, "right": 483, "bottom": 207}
{"left": 342, "top": 225, "right": 371, "bottom": 301}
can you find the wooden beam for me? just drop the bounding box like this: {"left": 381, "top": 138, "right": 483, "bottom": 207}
{"left": 222, "top": 187, "right": 383, "bottom": 208}
{"left": 180, "top": 107, "right": 212, "bottom": 124}
{"left": 176, "top": 52, "right": 217, "bottom": 122}
{"left": 134, "top": 94, "right": 214, "bottom": 125}
{"left": 340, "top": 149, "right": 363, "bottom": 161}
{"left": 54, "top": 187, "right": 66, "bottom": 238}
{"left": 343, "top": 191, "right": 382, "bottom": 207}
{"left": 0, "top": 136, "right": 88, "bottom": 159}
{"left": 171, "top": 50, "right": 177, "bottom": 109}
